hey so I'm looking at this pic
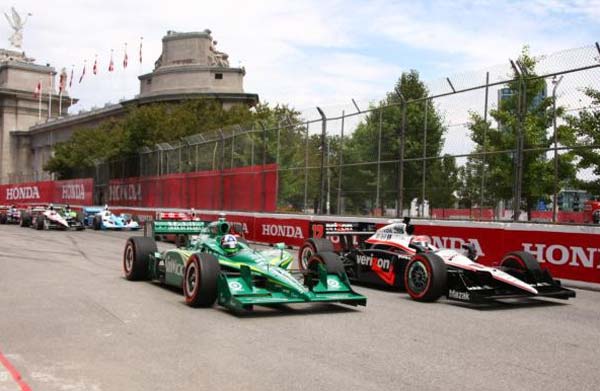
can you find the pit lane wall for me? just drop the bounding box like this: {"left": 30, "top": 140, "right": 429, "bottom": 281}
{"left": 107, "top": 208, "right": 600, "bottom": 284}
{"left": 0, "top": 179, "right": 94, "bottom": 205}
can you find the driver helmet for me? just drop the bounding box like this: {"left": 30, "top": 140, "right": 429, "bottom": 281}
{"left": 65, "top": 204, "right": 71, "bottom": 211}
{"left": 220, "top": 234, "right": 239, "bottom": 255}
{"left": 49, "top": 203, "right": 54, "bottom": 211}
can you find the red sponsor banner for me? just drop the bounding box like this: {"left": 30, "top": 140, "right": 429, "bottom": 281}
{"left": 0, "top": 179, "right": 94, "bottom": 206}
{"left": 54, "top": 178, "right": 94, "bottom": 205}
{"left": 0, "top": 181, "right": 55, "bottom": 204}
{"left": 108, "top": 164, "right": 277, "bottom": 212}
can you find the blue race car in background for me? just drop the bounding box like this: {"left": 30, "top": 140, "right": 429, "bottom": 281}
{"left": 83, "top": 206, "right": 141, "bottom": 230}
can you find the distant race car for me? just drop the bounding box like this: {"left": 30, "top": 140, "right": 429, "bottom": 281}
{"left": 153, "top": 210, "right": 203, "bottom": 245}
{"left": 21, "top": 205, "right": 85, "bottom": 231}
{"left": 123, "top": 216, "right": 366, "bottom": 312}
{"left": 0, "top": 205, "right": 21, "bottom": 225}
{"left": 89, "top": 207, "right": 140, "bottom": 230}
{"left": 299, "top": 218, "right": 575, "bottom": 303}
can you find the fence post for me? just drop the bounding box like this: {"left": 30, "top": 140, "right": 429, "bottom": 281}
{"left": 376, "top": 109, "right": 382, "bottom": 215}
{"left": 397, "top": 96, "right": 407, "bottom": 218}
{"left": 421, "top": 100, "right": 428, "bottom": 217}
{"left": 304, "top": 121, "right": 309, "bottom": 213}
{"left": 316, "top": 107, "right": 327, "bottom": 215}
{"left": 511, "top": 61, "right": 527, "bottom": 222}
{"left": 259, "top": 121, "right": 267, "bottom": 212}
{"left": 552, "top": 76, "right": 564, "bottom": 223}
{"left": 480, "top": 72, "right": 489, "bottom": 220}
{"left": 219, "top": 129, "right": 225, "bottom": 210}
{"left": 337, "top": 111, "right": 344, "bottom": 215}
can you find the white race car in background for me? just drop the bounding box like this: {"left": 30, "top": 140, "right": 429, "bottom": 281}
{"left": 91, "top": 208, "right": 140, "bottom": 230}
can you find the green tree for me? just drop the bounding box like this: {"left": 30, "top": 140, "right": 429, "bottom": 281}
{"left": 566, "top": 88, "right": 600, "bottom": 194}
{"left": 343, "top": 70, "right": 453, "bottom": 214}
{"left": 462, "top": 48, "right": 577, "bottom": 217}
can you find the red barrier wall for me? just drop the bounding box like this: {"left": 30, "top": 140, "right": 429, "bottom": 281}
{"left": 0, "top": 178, "right": 94, "bottom": 205}
{"left": 108, "top": 164, "right": 277, "bottom": 212}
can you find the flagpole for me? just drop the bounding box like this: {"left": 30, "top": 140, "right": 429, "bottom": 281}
{"left": 38, "top": 80, "right": 42, "bottom": 120}
{"left": 48, "top": 72, "right": 53, "bottom": 119}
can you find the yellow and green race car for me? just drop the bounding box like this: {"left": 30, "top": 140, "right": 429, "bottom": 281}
{"left": 123, "top": 216, "right": 366, "bottom": 312}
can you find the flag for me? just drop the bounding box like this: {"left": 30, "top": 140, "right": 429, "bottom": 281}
{"left": 139, "top": 37, "right": 143, "bottom": 64}
{"left": 69, "top": 65, "right": 74, "bottom": 89}
{"left": 93, "top": 56, "right": 98, "bottom": 75}
{"left": 108, "top": 50, "right": 114, "bottom": 72}
{"left": 59, "top": 72, "right": 66, "bottom": 93}
{"left": 79, "top": 61, "right": 86, "bottom": 83}
{"left": 123, "top": 42, "right": 128, "bottom": 69}
{"left": 33, "top": 80, "right": 41, "bottom": 98}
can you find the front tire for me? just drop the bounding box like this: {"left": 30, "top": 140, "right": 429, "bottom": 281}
{"left": 123, "top": 237, "right": 157, "bottom": 281}
{"left": 20, "top": 213, "right": 31, "bottom": 227}
{"left": 404, "top": 253, "right": 447, "bottom": 302}
{"left": 500, "top": 251, "right": 543, "bottom": 283}
{"left": 298, "top": 238, "right": 334, "bottom": 270}
{"left": 183, "top": 253, "right": 220, "bottom": 308}
{"left": 36, "top": 217, "right": 45, "bottom": 230}
{"left": 0, "top": 215, "right": 6, "bottom": 224}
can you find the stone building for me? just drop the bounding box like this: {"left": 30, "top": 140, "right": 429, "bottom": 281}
{"left": 0, "top": 30, "right": 258, "bottom": 183}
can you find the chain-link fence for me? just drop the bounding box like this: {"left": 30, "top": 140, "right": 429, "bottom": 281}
{"left": 8, "top": 44, "right": 600, "bottom": 223}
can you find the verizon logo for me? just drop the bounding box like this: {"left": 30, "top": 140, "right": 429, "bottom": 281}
{"left": 6, "top": 186, "right": 40, "bottom": 200}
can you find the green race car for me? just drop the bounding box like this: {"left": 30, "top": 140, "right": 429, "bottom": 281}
{"left": 123, "top": 216, "right": 366, "bottom": 312}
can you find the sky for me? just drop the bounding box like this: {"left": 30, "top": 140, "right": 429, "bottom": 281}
{"left": 3, "top": 0, "right": 600, "bottom": 122}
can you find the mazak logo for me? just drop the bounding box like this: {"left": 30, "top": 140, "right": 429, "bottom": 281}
{"left": 425, "top": 236, "right": 485, "bottom": 257}
{"left": 523, "top": 242, "right": 600, "bottom": 268}
{"left": 61, "top": 184, "right": 85, "bottom": 200}
{"left": 356, "top": 254, "right": 391, "bottom": 271}
{"left": 448, "top": 289, "right": 470, "bottom": 301}
{"left": 6, "top": 186, "right": 40, "bottom": 201}
{"left": 108, "top": 183, "right": 142, "bottom": 202}
{"left": 261, "top": 224, "right": 303, "bottom": 239}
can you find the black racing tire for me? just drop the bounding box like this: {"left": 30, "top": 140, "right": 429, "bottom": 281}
{"left": 404, "top": 253, "right": 447, "bottom": 302}
{"left": 0, "top": 214, "right": 6, "bottom": 224}
{"left": 93, "top": 215, "right": 101, "bottom": 230}
{"left": 183, "top": 253, "right": 220, "bottom": 308}
{"left": 123, "top": 236, "right": 157, "bottom": 281}
{"left": 20, "top": 213, "right": 31, "bottom": 227}
{"left": 307, "top": 251, "right": 345, "bottom": 276}
{"left": 500, "top": 251, "right": 543, "bottom": 283}
{"left": 298, "top": 238, "right": 334, "bottom": 270}
{"left": 36, "top": 217, "right": 45, "bottom": 230}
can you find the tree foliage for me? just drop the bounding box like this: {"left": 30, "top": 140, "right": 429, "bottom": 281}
{"left": 461, "top": 47, "right": 577, "bottom": 215}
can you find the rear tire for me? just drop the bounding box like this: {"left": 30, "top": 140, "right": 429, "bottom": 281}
{"left": 36, "top": 217, "right": 45, "bottom": 230}
{"left": 93, "top": 215, "right": 101, "bottom": 230}
{"left": 298, "top": 238, "right": 334, "bottom": 270}
{"left": 404, "top": 253, "right": 447, "bottom": 302}
{"left": 123, "top": 237, "right": 157, "bottom": 281}
{"left": 500, "top": 251, "right": 543, "bottom": 283}
{"left": 20, "top": 213, "right": 31, "bottom": 227}
{"left": 183, "top": 253, "right": 220, "bottom": 307}
{"left": 0, "top": 215, "right": 6, "bottom": 224}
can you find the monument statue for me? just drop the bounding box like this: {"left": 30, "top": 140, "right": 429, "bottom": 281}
{"left": 3, "top": 7, "right": 31, "bottom": 49}
{"left": 208, "top": 40, "right": 229, "bottom": 68}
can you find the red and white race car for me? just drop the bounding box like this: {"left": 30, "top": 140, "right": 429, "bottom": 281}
{"left": 299, "top": 218, "right": 575, "bottom": 303}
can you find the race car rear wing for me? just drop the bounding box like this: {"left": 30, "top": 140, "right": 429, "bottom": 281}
{"left": 309, "top": 221, "right": 376, "bottom": 238}
{"left": 145, "top": 220, "right": 207, "bottom": 238}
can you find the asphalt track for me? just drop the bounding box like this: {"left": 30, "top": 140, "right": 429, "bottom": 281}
{"left": 0, "top": 225, "right": 599, "bottom": 391}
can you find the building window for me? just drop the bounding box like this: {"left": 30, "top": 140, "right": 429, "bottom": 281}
{"left": 146, "top": 79, "right": 152, "bottom": 85}
{"left": 215, "top": 73, "right": 223, "bottom": 80}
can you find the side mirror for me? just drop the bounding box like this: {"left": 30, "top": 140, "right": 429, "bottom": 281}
{"left": 462, "top": 243, "right": 477, "bottom": 261}
{"left": 275, "top": 242, "right": 285, "bottom": 250}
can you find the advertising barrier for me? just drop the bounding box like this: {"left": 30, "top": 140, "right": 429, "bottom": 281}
{"left": 108, "top": 164, "right": 277, "bottom": 212}
{"left": 0, "top": 178, "right": 93, "bottom": 205}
